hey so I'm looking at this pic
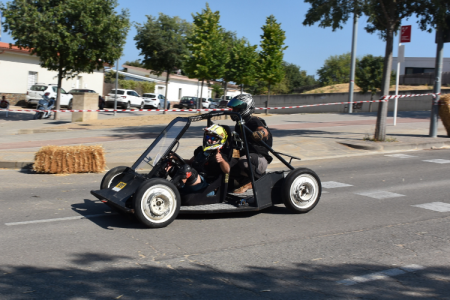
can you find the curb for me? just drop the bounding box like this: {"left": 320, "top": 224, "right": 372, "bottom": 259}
{"left": 1, "top": 141, "right": 449, "bottom": 171}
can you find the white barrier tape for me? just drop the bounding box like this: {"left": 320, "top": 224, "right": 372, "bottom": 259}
{"left": 382, "top": 92, "right": 440, "bottom": 100}
{"left": 6, "top": 93, "right": 442, "bottom": 113}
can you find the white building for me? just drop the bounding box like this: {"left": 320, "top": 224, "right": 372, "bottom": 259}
{"left": 391, "top": 57, "right": 450, "bottom": 75}
{"left": 0, "top": 42, "right": 104, "bottom": 105}
{"left": 122, "top": 65, "right": 241, "bottom": 101}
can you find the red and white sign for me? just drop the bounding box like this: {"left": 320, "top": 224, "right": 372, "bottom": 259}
{"left": 401, "top": 25, "right": 411, "bottom": 43}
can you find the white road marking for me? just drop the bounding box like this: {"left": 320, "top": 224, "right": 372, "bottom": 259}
{"left": 423, "top": 159, "right": 450, "bottom": 164}
{"left": 322, "top": 181, "right": 353, "bottom": 189}
{"left": 337, "top": 264, "right": 425, "bottom": 286}
{"left": 355, "top": 190, "right": 405, "bottom": 199}
{"left": 412, "top": 202, "right": 450, "bottom": 212}
{"left": 5, "top": 213, "right": 117, "bottom": 226}
{"left": 385, "top": 154, "right": 417, "bottom": 158}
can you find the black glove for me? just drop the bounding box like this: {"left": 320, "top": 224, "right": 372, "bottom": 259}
{"left": 174, "top": 164, "right": 198, "bottom": 186}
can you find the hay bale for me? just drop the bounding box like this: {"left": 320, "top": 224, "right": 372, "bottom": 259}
{"left": 33, "top": 145, "right": 106, "bottom": 174}
{"left": 439, "top": 94, "right": 450, "bottom": 137}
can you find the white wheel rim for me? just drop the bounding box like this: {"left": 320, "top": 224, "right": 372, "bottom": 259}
{"left": 141, "top": 184, "right": 177, "bottom": 223}
{"left": 289, "top": 174, "right": 319, "bottom": 209}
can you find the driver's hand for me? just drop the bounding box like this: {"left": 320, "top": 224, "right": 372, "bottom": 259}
{"left": 216, "top": 149, "right": 224, "bottom": 163}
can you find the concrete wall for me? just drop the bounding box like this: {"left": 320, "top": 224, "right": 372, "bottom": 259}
{"left": 253, "top": 90, "right": 448, "bottom": 114}
{"left": 0, "top": 51, "right": 104, "bottom": 100}
{"left": 392, "top": 57, "right": 450, "bottom": 75}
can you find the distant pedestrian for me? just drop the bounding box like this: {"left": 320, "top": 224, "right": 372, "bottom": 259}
{"left": 0, "top": 96, "right": 10, "bottom": 108}
{"left": 98, "top": 95, "right": 106, "bottom": 110}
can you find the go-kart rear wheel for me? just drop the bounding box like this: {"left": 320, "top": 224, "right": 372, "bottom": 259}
{"left": 134, "top": 178, "right": 180, "bottom": 228}
{"left": 100, "top": 166, "right": 128, "bottom": 189}
{"left": 282, "top": 168, "right": 321, "bottom": 214}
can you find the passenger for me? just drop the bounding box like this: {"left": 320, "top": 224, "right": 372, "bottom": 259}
{"left": 175, "top": 124, "right": 230, "bottom": 196}
{"left": 227, "top": 94, "right": 273, "bottom": 194}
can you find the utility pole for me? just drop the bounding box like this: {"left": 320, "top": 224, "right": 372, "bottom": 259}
{"left": 114, "top": 59, "right": 119, "bottom": 117}
{"left": 430, "top": 28, "right": 445, "bottom": 137}
{"left": 348, "top": 13, "right": 358, "bottom": 113}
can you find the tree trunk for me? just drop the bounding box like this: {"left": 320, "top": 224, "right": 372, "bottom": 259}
{"left": 374, "top": 27, "right": 394, "bottom": 141}
{"left": 223, "top": 81, "right": 228, "bottom": 100}
{"left": 164, "top": 70, "right": 170, "bottom": 114}
{"left": 266, "top": 84, "right": 271, "bottom": 115}
{"left": 199, "top": 79, "right": 204, "bottom": 110}
{"left": 54, "top": 61, "right": 63, "bottom": 121}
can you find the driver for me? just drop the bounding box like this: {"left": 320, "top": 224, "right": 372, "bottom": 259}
{"left": 227, "top": 94, "right": 273, "bottom": 194}
{"left": 175, "top": 124, "right": 230, "bottom": 196}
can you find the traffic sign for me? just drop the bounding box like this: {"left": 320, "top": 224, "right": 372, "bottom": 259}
{"left": 400, "top": 25, "right": 411, "bottom": 43}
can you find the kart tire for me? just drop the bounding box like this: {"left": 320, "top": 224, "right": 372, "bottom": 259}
{"left": 100, "top": 166, "right": 128, "bottom": 190}
{"left": 282, "top": 168, "right": 321, "bottom": 214}
{"left": 134, "top": 178, "right": 181, "bottom": 228}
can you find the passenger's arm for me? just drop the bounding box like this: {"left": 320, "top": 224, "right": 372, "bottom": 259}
{"left": 215, "top": 150, "right": 230, "bottom": 174}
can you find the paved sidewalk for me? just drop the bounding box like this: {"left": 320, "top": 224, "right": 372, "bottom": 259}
{"left": 1, "top": 109, "right": 449, "bottom": 170}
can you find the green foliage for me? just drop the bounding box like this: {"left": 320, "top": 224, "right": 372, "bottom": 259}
{"left": 258, "top": 15, "right": 287, "bottom": 87}
{"left": 135, "top": 13, "right": 192, "bottom": 76}
{"left": 184, "top": 3, "right": 229, "bottom": 81}
{"left": 118, "top": 80, "right": 155, "bottom": 95}
{"left": 283, "top": 62, "right": 317, "bottom": 93}
{"left": 104, "top": 70, "right": 125, "bottom": 83}
{"left": 211, "top": 83, "right": 223, "bottom": 98}
{"left": 225, "top": 38, "right": 258, "bottom": 87}
{"left": 123, "top": 60, "right": 144, "bottom": 68}
{"left": 1, "top": 0, "right": 130, "bottom": 78}
{"left": 140, "top": 81, "right": 156, "bottom": 94}
{"left": 317, "top": 53, "right": 351, "bottom": 86}
{"left": 355, "top": 55, "right": 395, "bottom": 98}
{"left": 271, "top": 76, "right": 290, "bottom": 94}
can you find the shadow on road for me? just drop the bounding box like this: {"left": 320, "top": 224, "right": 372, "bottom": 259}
{"left": 0, "top": 260, "right": 448, "bottom": 299}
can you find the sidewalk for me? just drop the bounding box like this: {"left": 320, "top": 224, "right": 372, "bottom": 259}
{"left": 1, "top": 109, "right": 449, "bottom": 170}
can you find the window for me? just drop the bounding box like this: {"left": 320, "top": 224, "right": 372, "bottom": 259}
{"left": 127, "top": 91, "right": 134, "bottom": 95}
{"left": 405, "top": 67, "right": 435, "bottom": 74}
{"left": 31, "top": 85, "right": 46, "bottom": 91}
{"left": 28, "top": 71, "right": 38, "bottom": 89}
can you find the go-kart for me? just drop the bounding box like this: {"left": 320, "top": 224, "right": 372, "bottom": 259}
{"left": 90, "top": 111, "right": 322, "bottom": 228}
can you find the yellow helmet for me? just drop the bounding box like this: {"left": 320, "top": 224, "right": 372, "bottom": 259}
{"left": 203, "top": 124, "right": 228, "bottom": 152}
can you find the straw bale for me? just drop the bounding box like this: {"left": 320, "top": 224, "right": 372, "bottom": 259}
{"left": 33, "top": 145, "right": 105, "bottom": 174}
{"left": 439, "top": 94, "right": 450, "bottom": 137}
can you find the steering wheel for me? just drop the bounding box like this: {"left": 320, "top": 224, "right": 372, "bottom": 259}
{"left": 168, "top": 151, "right": 186, "bottom": 167}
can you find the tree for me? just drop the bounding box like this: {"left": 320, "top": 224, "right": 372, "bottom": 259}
{"left": 258, "top": 15, "right": 287, "bottom": 114}
{"left": 184, "top": 4, "right": 228, "bottom": 108}
{"left": 283, "top": 62, "right": 317, "bottom": 93}
{"left": 104, "top": 70, "right": 125, "bottom": 83}
{"left": 219, "top": 30, "right": 238, "bottom": 98}
{"left": 317, "top": 53, "right": 352, "bottom": 86}
{"left": 123, "top": 59, "right": 145, "bottom": 68}
{"left": 225, "top": 38, "right": 258, "bottom": 94}
{"left": 1, "top": 0, "right": 130, "bottom": 119}
{"left": 303, "top": 0, "right": 428, "bottom": 140}
{"left": 211, "top": 83, "right": 223, "bottom": 98}
{"left": 135, "top": 13, "right": 192, "bottom": 113}
{"left": 355, "top": 55, "right": 395, "bottom": 100}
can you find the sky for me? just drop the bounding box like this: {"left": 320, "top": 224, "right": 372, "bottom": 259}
{"left": 1, "top": 0, "right": 449, "bottom": 78}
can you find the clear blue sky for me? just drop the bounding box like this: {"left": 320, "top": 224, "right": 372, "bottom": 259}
{"left": 1, "top": 0, "right": 449, "bottom": 78}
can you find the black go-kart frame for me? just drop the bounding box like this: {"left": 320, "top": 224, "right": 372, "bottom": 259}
{"left": 90, "top": 111, "right": 322, "bottom": 228}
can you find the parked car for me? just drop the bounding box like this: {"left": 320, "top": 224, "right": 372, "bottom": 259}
{"left": 178, "top": 96, "right": 199, "bottom": 109}
{"left": 202, "top": 98, "right": 219, "bottom": 109}
{"left": 106, "top": 89, "right": 144, "bottom": 109}
{"left": 142, "top": 93, "right": 165, "bottom": 109}
{"left": 68, "top": 89, "right": 97, "bottom": 94}
{"left": 26, "top": 84, "right": 73, "bottom": 108}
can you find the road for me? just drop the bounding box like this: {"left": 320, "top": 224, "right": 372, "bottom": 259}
{"left": 1, "top": 148, "right": 450, "bottom": 299}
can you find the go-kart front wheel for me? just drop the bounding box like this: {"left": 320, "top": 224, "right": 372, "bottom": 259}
{"left": 282, "top": 168, "right": 321, "bottom": 214}
{"left": 100, "top": 166, "right": 128, "bottom": 189}
{"left": 134, "top": 178, "right": 181, "bottom": 228}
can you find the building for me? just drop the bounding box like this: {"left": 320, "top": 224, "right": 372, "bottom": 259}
{"left": 121, "top": 65, "right": 241, "bottom": 101}
{"left": 392, "top": 57, "right": 450, "bottom": 75}
{"left": 0, "top": 42, "right": 104, "bottom": 105}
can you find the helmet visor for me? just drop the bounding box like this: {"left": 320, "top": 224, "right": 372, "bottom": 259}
{"left": 227, "top": 98, "right": 247, "bottom": 110}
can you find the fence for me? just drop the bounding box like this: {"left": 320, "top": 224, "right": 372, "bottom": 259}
{"left": 253, "top": 90, "right": 448, "bottom": 115}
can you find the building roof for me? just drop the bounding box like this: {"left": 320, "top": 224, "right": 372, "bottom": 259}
{"left": 0, "top": 42, "right": 35, "bottom": 55}
{"left": 123, "top": 65, "right": 239, "bottom": 89}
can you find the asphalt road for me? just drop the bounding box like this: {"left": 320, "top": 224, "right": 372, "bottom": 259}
{"left": 1, "top": 149, "right": 450, "bottom": 299}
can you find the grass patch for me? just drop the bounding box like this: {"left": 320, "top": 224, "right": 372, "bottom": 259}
{"left": 363, "top": 134, "right": 398, "bottom": 142}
